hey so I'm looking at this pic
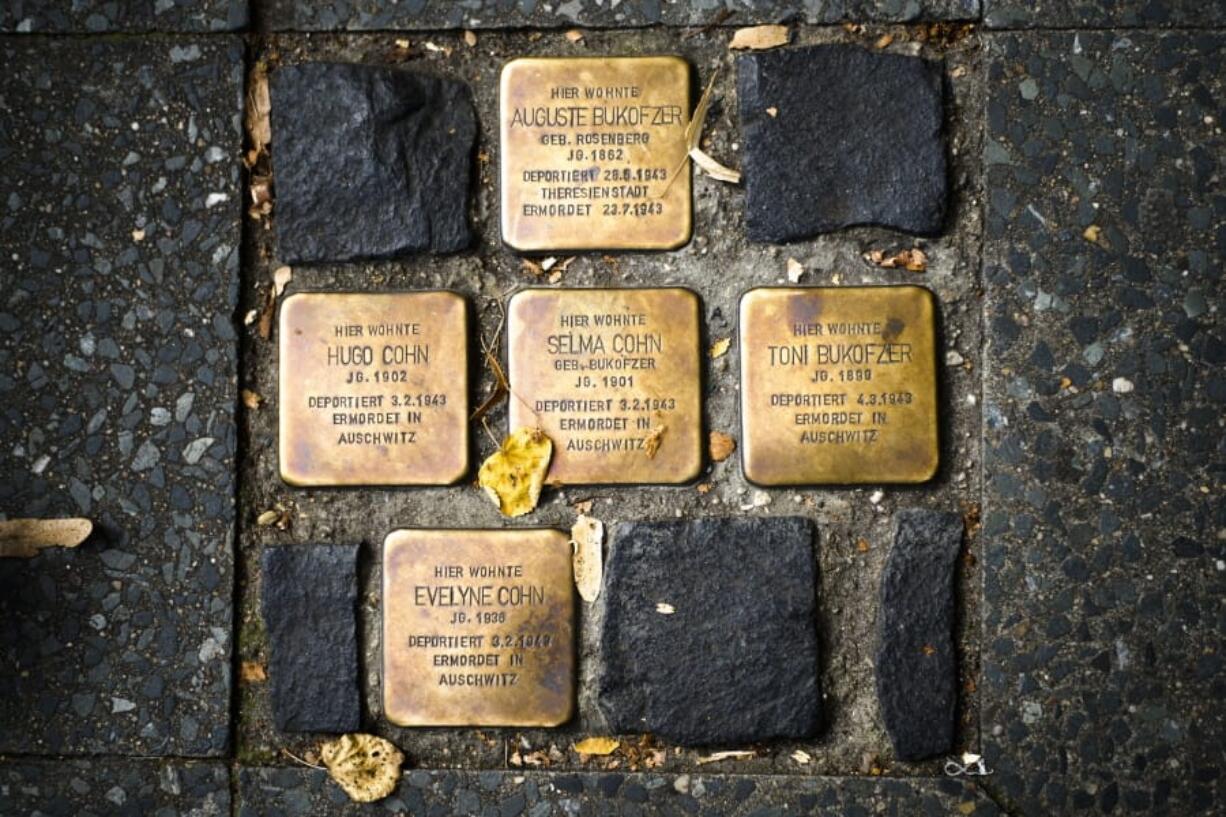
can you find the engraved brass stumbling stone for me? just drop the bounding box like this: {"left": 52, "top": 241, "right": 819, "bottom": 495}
{"left": 279, "top": 292, "right": 469, "bottom": 486}
{"left": 507, "top": 287, "right": 703, "bottom": 485}
{"left": 382, "top": 528, "right": 574, "bottom": 727}
{"left": 739, "top": 286, "right": 939, "bottom": 485}
{"left": 499, "top": 56, "right": 692, "bottom": 252}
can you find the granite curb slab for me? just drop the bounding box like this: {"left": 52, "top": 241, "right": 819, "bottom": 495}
{"left": 270, "top": 62, "right": 477, "bottom": 264}
{"left": 983, "top": 31, "right": 1224, "bottom": 816}
{"left": 875, "top": 508, "right": 963, "bottom": 761}
{"left": 263, "top": 1, "right": 981, "bottom": 32}
{"left": 598, "top": 517, "right": 820, "bottom": 745}
{"left": 738, "top": 44, "right": 947, "bottom": 241}
{"left": 237, "top": 767, "right": 1001, "bottom": 816}
{"left": 262, "top": 544, "right": 361, "bottom": 733}
{"left": 1, "top": 0, "right": 247, "bottom": 32}
{"left": 0, "top": 37, "right": 242, "bottom": 756}
{"left": 0, "top": 759, "right": 229, "bottom": 815}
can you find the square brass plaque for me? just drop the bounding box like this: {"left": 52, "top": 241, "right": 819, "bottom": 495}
{"left": 739, "top": 286, "right": 939, "bottom": 485}
{"left": 278, "top": 292, "right": 469, "bottom": 487}
{"left": 508, "top": 287, "right": 703, "bottom": 485}
{"left": 382, "top": 528, "right": 574, "bottom": 727}
{"left": 499, "top": 56, "right": 692, "bottom": 252}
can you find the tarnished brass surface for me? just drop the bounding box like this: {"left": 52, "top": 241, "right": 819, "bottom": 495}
{"left": 508, "top": 287, "right": 703, "bottom": 485}
{"left": 278, "top": 292, "right": 469, "bottom": 486}
{"left": 739, "top": 286, "right": 939, "bottom": 485}
{"left": 499, "top": 56, "right": 692, "bottom": 252}
{"left": 382, "top": 528, "right": 574, "bottom": 727}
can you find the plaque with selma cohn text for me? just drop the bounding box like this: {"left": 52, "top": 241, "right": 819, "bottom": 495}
{"left": 499, "top": 56, "right": 692, "bottom": 252}
{"left": 278, "top": 292, "right": 469, "bottom": 486}
{"left": 508, "top": 287, "right": 703, "bottom": 485}
{"left": 382, "top": 528, "right": 574, "bottom": 727}
{"left": 739, "top": 286, "right": 939, "bottom": 485}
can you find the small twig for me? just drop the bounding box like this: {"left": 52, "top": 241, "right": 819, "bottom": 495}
{"left": 281, "top": 747, "right": 325, "bottom": 770}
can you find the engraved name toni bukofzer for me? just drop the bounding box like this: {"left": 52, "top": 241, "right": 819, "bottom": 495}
{"left": 278, "top": 292, "right": 469, "bottom": 486}
{"left": 508, "top": 287, "right": 703, "bottom": 485}
{"left": 739, "top": 286, "right": 939, "bottom": 485}
{"left": 382, "top": 528, "right": 574, "bottom": 727}
{"left": 499, "top": 56, "right": 692, "bottom": 252}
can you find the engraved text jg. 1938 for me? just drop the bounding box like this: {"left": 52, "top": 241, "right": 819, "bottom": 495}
{"left": 500, "top": 56, "right": 692, "bottom": 252}
{"left": 739, "top": 286, "right": 939, "bottom": 485}
{"left": 278, "top": 292, "right": 469, "bottom": 486}
{"left": 382, "top": 528, "right": 574, "bottom": 727}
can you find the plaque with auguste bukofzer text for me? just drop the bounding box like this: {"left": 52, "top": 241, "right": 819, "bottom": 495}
{"left": 278, "top": 292, "right": 469, "bottom": 487}
{"left": 499, "top": 56, "right": 692, "bottom": 252}
{"left": 382, "top": 528, "right": 574, "bottom": 727}
{"left": 739, "top": 286, "right": 939, "bottom": 485}
{"left": 507, "top": 287, "right": 703, "bottom": 485}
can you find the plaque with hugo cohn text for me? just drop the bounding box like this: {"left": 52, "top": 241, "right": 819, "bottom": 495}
{"left": 278, "top": 292, "right": 469, "bottom": 486}
{"left": 739, "top": 286, "right": 939, "bottom": 485}
{"left": 507, "top": 287, "right": 703, "bottom": 485}
{"left": 382, "top": 528, "right": 574, "bottom": 727}
{"left": 499, "top": 56, "right": 692, "bottom": 252}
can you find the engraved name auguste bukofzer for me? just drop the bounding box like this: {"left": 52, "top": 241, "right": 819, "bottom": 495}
{"left": 382, "top": 528, "right": 574, "bottom": 727}
{"left": 278, "top": 292, "right": 468, "bottom": 486}
{"left": 508, "top": 287, "right": 703, "bottom": 485}
{"left": 739, "top": 286, "right": 939, "bottom": 485}
{"left": 499, "top": 56, "right": 692, "bottom": 252}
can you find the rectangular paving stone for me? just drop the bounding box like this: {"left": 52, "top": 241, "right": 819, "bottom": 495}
{"left": 263, "top": 1, "right": 980, "bottom": 30}
{"left": 0, "top": 760, "right": 229, "bottom": 815}
{"left": 270, "top": 62, "right": 476, "bottom": 263}
{"left": 0, "top": 37, "right": 242, "bottom": 756}
{"left": 983, "top": 31, "right": 1224, "bottom": 817}
{"left": 507, "top": 288, "right": 703, "bottom": 484}
{"left": 261, "top": 545, "right": 361, "bottom": 733}
{"left": 598, "top": 517, "right": 819, "bottom": 745}
{"left": 985, "top": 0, "right": 1225, "bottom": 27}
{"left": 1, "top": 0, "right": 247, "bottom": 32}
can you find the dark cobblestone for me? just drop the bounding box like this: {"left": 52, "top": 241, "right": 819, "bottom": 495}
{"left": 0, "top": 0, "right": 246, "bottom": 32}
{"left": 985, "top": 0, "right": 1226, "bottom": 28}
{"left": 0, "top": 37, "right": 242, "bottom": 756}
{"left": 982, "top": 30, "right": 1224, "bottom": 816}
{"left": 0, "top": 759, "right": 229, "bottom": 815}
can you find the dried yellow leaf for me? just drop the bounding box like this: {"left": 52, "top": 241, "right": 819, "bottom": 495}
{"left": 791, "top": 749, "right": 812, "bottom": 764}
{"left": 709, "top": 337, "right": 731, "bottom": 358}
{"left": 708, "top": 431, "right": 737, "bottom": 463}
{"left": 875, "top": 33, "right": 895, "bottom": 49}
{"left": 256, "top": 509, "right": 280, "bottom": 527}
{"left": 245, "top": 61, "right": 272, "bottom": 158}
{"left": 463, "top": 30, "right": 477, "bottom": 47}
{"left": 1083, "top": 224, "right": 1102, "bottom": 243}
{"left": 573, "top": 736, "right": 619, "bottom": 756}
{"left": 565, "top": 29, "right": 585, "bottom": 44}
{"left": 242, "top": 389, "right": 263, "bottom": 410}
{"left": 240, "top": 660, "right": 267, "bottom": 682}
{"left": 0, "top": 518, "right": 92, "bottom": 559}
{"left": 571, "top": 514, "right": 604, "bottom": 603}
{"left": 696, "top": 750, "right": 754, "bottom": 764}
{"left": 321, "top": 733, "right": 404, "bottom": 803}
{"left": 478, "top": 428, "right": 554, "bottom": 517}
{"left": 728, "top": 25, "right": 790, "bottom": 51}
{"left": 272, "top": 265, "right": 292, "bottom": 297}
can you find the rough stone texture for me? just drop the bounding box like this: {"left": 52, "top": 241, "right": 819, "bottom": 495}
{"left": 598, "top": 517, "right": 819, "bottom": 745}
{"left": 0, "top": 760, "right": 230, "bottom": 815}
{"left": 261, "top": 545, "right": 361, "bottom": 733}
{"left": 264, "top": 1, "right": 981, "bottom": 31}
{"left": 270, "top": 62, "right": 476, "bottom": 264}
{"left": 983, "top": 32, "right": 1224, "bottom": 816}
{"left": 0, "top": 0, "right": 246, "bottom": 32}
{"left": 738, "top": 44, "right": 948, "bottom": 242}
{"left": 985, "top": 0, "right": 1226, "bottom": 28}
{"left": 237, "top": 767, "right": 1001, "bottom": 816}
{"left": 0, "top": 38, "right": 241, "bottom": 756}
{"left": 875, "top": 509, "right": 963, "bottom": 761}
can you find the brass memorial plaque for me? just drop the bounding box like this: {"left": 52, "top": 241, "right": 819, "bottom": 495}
{"left": 739, "top": 286, "right": 939, "bottom": 485}
{"left": 279, "top": 292, "right": 469, "bottom": 486}
{"left": 499, "top": 56, "right": 692, "bottom": 252}
{"left": 382, "top": 528, "right": 574, "bottom": 727}
{"left": 508, "top": 287, "right": 703, "bottom": 484}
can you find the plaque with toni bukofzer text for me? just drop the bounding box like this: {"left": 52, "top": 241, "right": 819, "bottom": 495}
{"left": 499, "top": 56, "right": 692, "bottom": 252}
{"left": 278, "top": 292, "right": 469, "bottom": 486}
{"left": 739, "top": 286, "right": 939, "bottom": 485}
{"left": 507, "top": 287, "right": 703, "bottom": 485}
{"left": 382, "top": 528, "right": 574, "bottom": 727}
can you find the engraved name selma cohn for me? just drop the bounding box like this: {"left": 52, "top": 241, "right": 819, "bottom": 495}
{"left": 306, "top": 321, "right": 447, "bottom": 447}
{"left": 509, "top": 83, "right": 682, "bottom": 219}
{"left": 540, "top": 309, "right": 673, "bottom": 454}
{"left": 408, "top": 562, "right": 552, "bottom": 688}
{"left": 767, "top": 319, "right": 915, "bottom": 446}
